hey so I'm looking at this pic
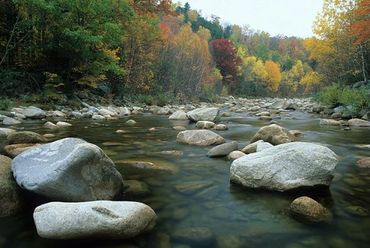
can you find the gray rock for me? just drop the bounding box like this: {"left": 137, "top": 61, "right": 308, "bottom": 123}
{"left": 348, "top": 118, "right": 370, "bottom": 127}
{"left": 169, "top": 110, "right": 188, "bottom": 120}
{"left": 269, "top": 99, "right": 288, "bottom": 109}
{"left": 118, "top": 107, "right": 130, "bottom": 116}
{"left": 2, "top": 117, "right": 21, "bottom": 125}
{"left": 44, "top": 121, "right": 58, "bottom": 129}
{"left": 320, "top": 119, "right": 341, "bottom": 126}
{"left": 7, "top": 131, "right": 47, "bottom": 144}
{"left": 290, "top": 196, "right": 332, "bottom": 224}
{"left": 227, "top": 151, "right": 246, "bottom": 160}
{"left": 187, "top": 108, "right": 220, "bottom": 122}
{"left": 207, "top": 141, "right": 238, "bottom": 157}
{"left": 0, "top": 128, "right": 16, "bottom": 139}
{"left": 33, "top": 201, "right": 156, "bottom": 239}
{"left": 0, "top": 155, "right": 24, "bottom": 217}
{"left": 196, "top": 121, "right": 215, "bottom": 129}
{"left": 56, "top": 121, "right": 72, "bottom": 127}
{"left": 256, "top": 141, "right": 273, "bottom": 152}
{"left": 21, "top": 106, "right": 46, "bottom": 119}
{"left": 250, "top": 124, "right": 296, "bottom": 145}
{"left": 98, "top": 108, "right": 115, "bottom": 117}
{"left": 157, "top": 107, "right": 171, "bottom": 115}
{"left": 230, "top": 142, "right": 338, "bottom": 192}
{"left": 177, "top": 130, "right": 225, "bottom": 146}
{"left": 12, "top": 138, "right": 123, "bottom": 201}
{"left": 71, "top": 111, "right": 83, "bottom": 119}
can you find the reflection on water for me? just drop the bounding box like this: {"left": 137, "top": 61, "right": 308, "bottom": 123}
{"left": 1, "top": 112, "right": 370, "bottom": 248}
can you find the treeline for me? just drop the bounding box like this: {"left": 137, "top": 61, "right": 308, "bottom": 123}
{"left": 0, "top": 0, "right": 369, "bottom": 102}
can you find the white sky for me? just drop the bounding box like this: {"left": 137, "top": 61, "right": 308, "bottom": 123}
{"left": 177, "top": 0, "right": 324, "bottom": 38}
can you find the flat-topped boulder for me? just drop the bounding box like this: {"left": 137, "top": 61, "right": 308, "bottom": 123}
{"left": 230, "top": 142, "right": 338, "bottom": 192}
{"left": 33, "top": 201, "right": 157, "bottom": 239}
{"left": 186, "top": 107, "right": 220, "bottom": 122}
{"left": 12, "top": 138, "right": 123, "bottom": 201}
{"left": 177, "top": 130, "right": 225, "bottom": 146}
{"left": 20, "top": 106, "right": 46, "bottom": 119}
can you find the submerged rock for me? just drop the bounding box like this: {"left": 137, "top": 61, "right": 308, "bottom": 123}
{"left": 124, "top": 180, "right": 150, "bottom": 197}
{"left": 207, "top": 141, "right": 238, "bottom": 157}
{"left": 56, "top": 121, "right": 72, "bottom": 127}
{"left": 44, "top": 121, "right": 58, "bottom": 129}
{"left": 33, "top": 201, "right": 157, "bottom": 239}
{"left": 172, "top": 227, "right": 214, "bottom": 246}
{"left": 12, "top": 138, "right": 124, "bottom": 201}
{"left": 289, "top": 196, "right": 332, "bottom": 224}
{"left": 356, "top": 157, "right": 370, "bottom": 168}
{"left": 0, "top": 155, "right": 24, "bottom": 217}
{"left": 213, "top": 124, "right": 228, "bottom": 131}
{"left": 177, "top": 130, "right": 225, "bottom": 146}
{"left": 187, "top": 107, "right": 220, "bottom": 122}
{"left": 250, "top": 124, "right": 296, "bottom": 145}
{"left": 230, "top": 142, "right": 338, "bottom": 192}
{"left": 126, "top": 119, "right": 137, "bottom": 125}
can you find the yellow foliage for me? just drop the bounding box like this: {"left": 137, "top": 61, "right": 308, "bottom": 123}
{"left": 300, "top": 72, "right": 324, "bottom": 92}
{"left": 264, "top": 60, "right": 282, "bottom": 92}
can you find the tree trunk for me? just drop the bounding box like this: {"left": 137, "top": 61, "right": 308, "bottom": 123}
{"left": 360, "top": 44, "right": 367, "bottom": 82}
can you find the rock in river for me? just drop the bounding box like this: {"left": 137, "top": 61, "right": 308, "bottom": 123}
{"left": 207, "top": 141, "right": 239, "bottom": 157}
{"left": 348, "top": 118, "right": 370, "bottom": 127}
{"left": 169, "top": 110, "right": 188, "bottom": 120}
{"left": 21, "top": 106, "right": 46, "bottom": 119}
{"left": 12, "top": 138, "right": 124, "bottom": 201}
{"left": 250, "top": 124, "right": 296, "bottom": 145}
{"left": 196, "top": 121, "right": 215, "bottom": 129}
{"left": 186, "top": 107, "right": 220, "bottom": 122}
{"left": 7, "top": 131, "right": 47, "bottom": 145}
{"left": 33, "top": 201, "right": 157, "bottom": 239}
{"left": 290, "top": 196, "right": 332, "bottom": 224}
{"left": 177, "top": 130, "right": 225, "bottom": 146}
{"left": 227, "top": 151, "right": 246, "bottom": 160}
{"left": 0, "top": 155, "right": 24, "bottom": 217}
{"left": 2, "top": 117, "right": 21, "bottom": 125}
{"left": 0, "top": 128, "right": 16, "bottom": 139}
{"left": 230, "top": 142, "right": 338, "bottom": 192}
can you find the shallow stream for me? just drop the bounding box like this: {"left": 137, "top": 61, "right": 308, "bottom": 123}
{"left": 1, "top": 111, "right": 370, "bottom": 248}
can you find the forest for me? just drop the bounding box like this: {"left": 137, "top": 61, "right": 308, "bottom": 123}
{"left": 0, "top": 0, "right": 369, "bottom": 106}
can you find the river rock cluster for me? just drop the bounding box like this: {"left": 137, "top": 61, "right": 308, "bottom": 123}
{"left": 1, "top": 96, "right": 369, "bottom": 241}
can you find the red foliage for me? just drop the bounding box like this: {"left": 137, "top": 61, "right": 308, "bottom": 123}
{"left": 210, "top": 39, "right": 241, "bottom": 83}
{"left": 351, "top": 0, "right": 370, "bottom": 44}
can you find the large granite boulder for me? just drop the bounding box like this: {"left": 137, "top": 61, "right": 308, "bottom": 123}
{"left": 348, "top": 118, "right": 370, "bottom": 127}
{"left": 12, "top": 138, "right": 124, "bottom": 201}
{"left": 2, "top": 117, "right": 21, "bottom": 125}
{"left": 7, "top": 131, "right": 47, "bottom": 145}
{"left": 33, "top": 201, "right": 156, "bottom": 239}
{"left": 0, "top": 155, "right": 24, "bottom": 217}
{"left": 177, "top": 130, "right": 225, "bottom": 146}
{"left": 186, "top": 108, "right": 220, "bottom": 122}
{"left": 230, "top": 142, "right": 338, "bottom": 192}
{"left": 250, "top": 124, "right": 296, "bottom": 145}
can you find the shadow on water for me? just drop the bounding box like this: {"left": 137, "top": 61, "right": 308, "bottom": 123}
{"left": 1, "top": 112, "right": 370, "bottom": 248}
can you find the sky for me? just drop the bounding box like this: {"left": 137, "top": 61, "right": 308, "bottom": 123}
{"left": 177, "top": 0, "right": 324, "bottom": 38}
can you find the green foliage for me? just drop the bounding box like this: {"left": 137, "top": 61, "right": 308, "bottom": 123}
{"left": 316, "top": 84, "right": 370, "bottom": 115}
{"left": 0, "top": 98, "right": 12, "bottom": 110}
{"left": 197, "top": 84, "right": 220, "bottom": 102}
{"left": 136, "top": 93, "right": 177, "bottom": 107}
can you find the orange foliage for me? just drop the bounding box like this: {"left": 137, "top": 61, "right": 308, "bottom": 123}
{"left": 351, "top": 0, "right": 370, "bottom": 44}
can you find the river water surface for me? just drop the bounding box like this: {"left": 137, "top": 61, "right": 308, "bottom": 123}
{"left": 1, "top": 111, "right": 370, "bottom": 248}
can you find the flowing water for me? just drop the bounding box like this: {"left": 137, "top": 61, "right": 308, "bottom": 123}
{"left": 1, "top": 111, "right": 370, "bottom": 248}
